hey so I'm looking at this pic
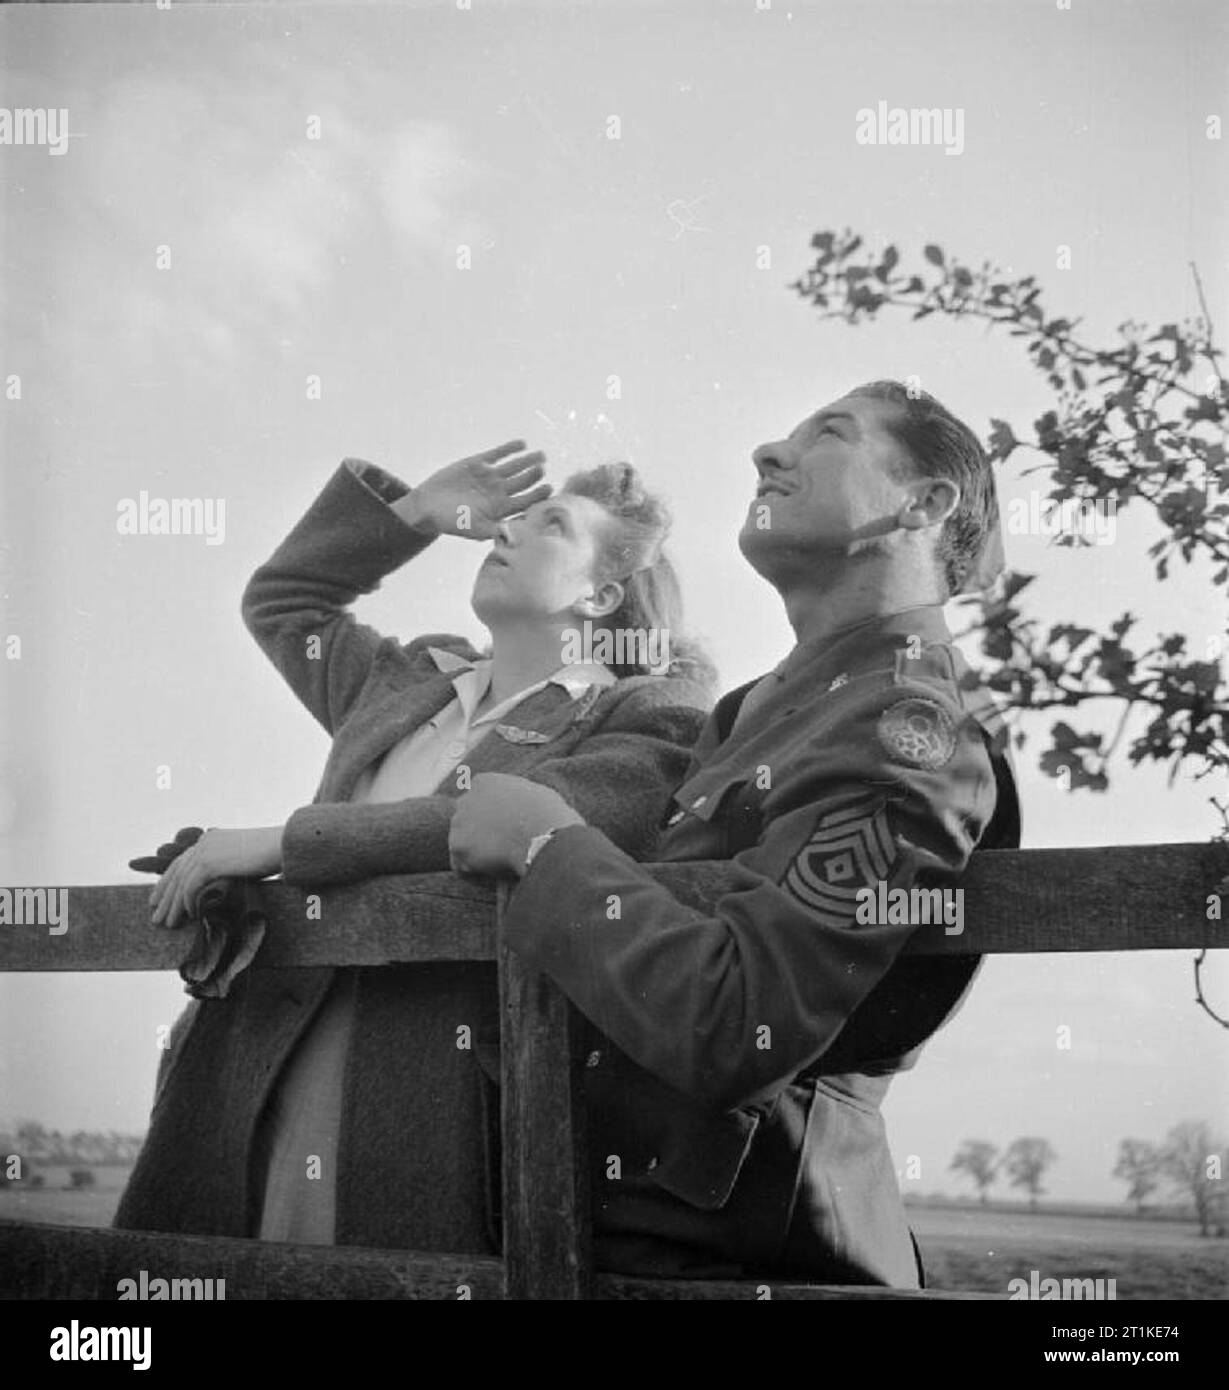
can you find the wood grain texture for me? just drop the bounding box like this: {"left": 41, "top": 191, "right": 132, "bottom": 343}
{"left": 0, "top": 1220, "right": 997, "bottom": 1300}
{"left": 0, "top": 1220, "right": 503, "bottom": 1300}
{"left": 3, "top": 843, "right": 1225, "bottom": 972}
{"left": 497, "top": 884, "right": 592, "bottom": 1300}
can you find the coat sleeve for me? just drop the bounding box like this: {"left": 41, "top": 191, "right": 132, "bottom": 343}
{"left": 499, "top": 678, "right": 998, "bottom": 1112}
{"left": 278, "top": 679, "right": 711, "bottom": 885}
{"left": 240, "top": 458, "right": 440, "bottom": 735}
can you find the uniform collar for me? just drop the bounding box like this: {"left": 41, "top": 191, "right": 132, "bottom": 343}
{"left": 713, "top": 604, "right": 955, "bottom": 745}
{"left": 766, "top": 603, "right": 953, "bottom": 693}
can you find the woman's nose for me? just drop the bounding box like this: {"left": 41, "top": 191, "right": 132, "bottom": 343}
{"left": 494, "top": 518, "right": 514, "bottom": 545}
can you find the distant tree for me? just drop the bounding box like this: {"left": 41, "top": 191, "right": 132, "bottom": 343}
{"left": 1002, "top": 1137, "right": 1058, "bottom": 1211}
{"left": 68, "top": 1168, "right": 95, "bottom": 1190}
{"left": 14, "top": 1120, "right": 48, "bottom": 1160}
{"left": 792, "top": 230, "right": 1229, "bottom": 1027}
{"left": 1159, "top": 1119, "right": 1228, "bottom": 1236}
{"left": 1112, "top": 1138, "right": 1162, "bottom": 1214}
{"left": 950, "top": 1140, "right": 999, "bottom": 1205}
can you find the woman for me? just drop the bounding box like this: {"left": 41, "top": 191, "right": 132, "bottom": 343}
{"left": 114, "top": 440, "right": 713, "bottom": 1255}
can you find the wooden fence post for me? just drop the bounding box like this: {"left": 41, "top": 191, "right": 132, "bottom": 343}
{"left": 496, "top": 883, "right": 592, "bottom": 1300}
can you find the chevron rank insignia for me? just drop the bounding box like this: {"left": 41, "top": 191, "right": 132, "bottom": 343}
{"left": 783, "top": 802, "right": 897, "bottom": 927}
{"left": 495, "top": 723, "right": 551, "bottom": 745}
{"left": 877, "top": 697, "right": 957, "bottom": 770}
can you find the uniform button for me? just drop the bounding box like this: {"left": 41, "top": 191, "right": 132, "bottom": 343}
{"left": 666, "top": 810, "right": 684, "bottom": 827}
{"left": 691, "top": 795, "right": 707, "bottom": 810}
{"left": 585, "top": 1050, "right": 602, "bottom": 1068}
{"left": 647, "top": 1157, "right": 659, "bottom": 1171}
{"left": 446, "top": 740, "right": 466, "bottom": 759}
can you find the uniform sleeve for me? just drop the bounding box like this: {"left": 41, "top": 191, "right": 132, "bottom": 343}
{"left": 500, "top": 678, "right": 998, "bottom": 1112}
{"left": 240, "top": 458, "right": 438, "bottom": 735}
{"left": 278, "top": 679, "right": 711, "bottom": 885}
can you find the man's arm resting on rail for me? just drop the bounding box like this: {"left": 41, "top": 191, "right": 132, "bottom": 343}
{"left": 456, "top": 681, "right": 998, "bottom": 1112}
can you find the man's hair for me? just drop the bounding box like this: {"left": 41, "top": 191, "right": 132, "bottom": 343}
{"left": 561, "top": 463, "right": 717, "bottom": 691}
{"left": 849, "top": 379, "right": 998, "bottom": 596}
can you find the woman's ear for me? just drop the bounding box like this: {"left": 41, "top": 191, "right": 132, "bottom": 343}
{"left": 572, "top": 579, "right": 624, "bottom": 620}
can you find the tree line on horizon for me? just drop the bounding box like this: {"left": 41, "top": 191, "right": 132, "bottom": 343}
{"left": 0, "top": 1120, "right": 144, "bottom": 1171}
{"left": 950, "top": 1121, "right": 1228, "bottom": 1235}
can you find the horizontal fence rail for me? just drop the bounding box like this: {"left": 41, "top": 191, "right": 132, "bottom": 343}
{"left": 2, "top": 843, "right": 1226, "bottom": 974}
{"left": 0, "top": 1223, "right": 999, "bottom": 1301}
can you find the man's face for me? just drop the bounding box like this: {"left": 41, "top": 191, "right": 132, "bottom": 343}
{"left": 738, "top": 392, "right": 913, "bottom": 572}
{"left": 471, "top": 492, "right": 616, "bottom": 627}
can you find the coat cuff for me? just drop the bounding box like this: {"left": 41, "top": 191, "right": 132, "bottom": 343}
{"left": 503, "top": 824, "right": 638, "bottom": 961}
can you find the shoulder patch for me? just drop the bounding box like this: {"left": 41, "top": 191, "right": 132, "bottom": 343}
{"left": 878, "top": 697, "right": 957, "bottom": 770}
{"left": 783, "top": 802, "right": 898, "bottom": 927}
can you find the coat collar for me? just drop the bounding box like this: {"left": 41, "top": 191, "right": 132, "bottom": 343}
{"left": 424, "top": 646, "right": 616, "bottom": 714}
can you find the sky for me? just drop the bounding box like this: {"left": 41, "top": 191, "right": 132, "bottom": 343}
{"left": 0, "top": 0, "right": 1226, "bottom": 1205}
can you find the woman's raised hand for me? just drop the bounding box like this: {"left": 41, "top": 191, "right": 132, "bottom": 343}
{"left": 393, "top": 440, "right": 550, "bottom": 539}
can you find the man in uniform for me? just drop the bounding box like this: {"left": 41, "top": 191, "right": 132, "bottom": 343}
{"left": 449, "top": 379, "right": 1021, "bottom": 1285}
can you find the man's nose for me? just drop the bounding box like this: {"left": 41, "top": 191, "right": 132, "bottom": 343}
{"left": 752, "top": 440, "right": 796, "bottom": 475}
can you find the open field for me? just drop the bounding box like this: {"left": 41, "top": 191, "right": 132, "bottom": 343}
{"left": 910, "top": 1202, "right": 1229, "bottom": 1299}
{"left": 0, "top": 1165, "right": 131, "bottom": 1230}
{"left": 2, "top": 1177, "right": 1225, "bottom": 1299}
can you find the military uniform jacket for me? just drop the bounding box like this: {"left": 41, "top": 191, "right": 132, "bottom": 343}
{"left": 502, "top": 604, "right": 1021, "bottom": 1284}
{"left": 114, "top": 459, "right": 710, "bottom": 1248}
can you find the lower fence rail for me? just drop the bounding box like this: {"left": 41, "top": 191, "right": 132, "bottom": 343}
{"left": 0, "top": 1222, "right": 1001, "bottom": 1300}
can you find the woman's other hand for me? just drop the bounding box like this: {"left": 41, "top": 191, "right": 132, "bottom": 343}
{"left": 391, "top": 440, "right": 550, "bottom": 540}
{"left": 148, "top": 826, "right": 284, "bottom": 928}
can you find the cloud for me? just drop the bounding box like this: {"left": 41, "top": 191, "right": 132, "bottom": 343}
{"left": 26, "top": 73, "right": 481, "bottom": 373}
{"left": 379, "top": 119, "right": 479, "bottom": 247}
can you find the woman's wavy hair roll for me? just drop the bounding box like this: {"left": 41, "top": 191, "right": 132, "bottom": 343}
{"left": 562, "top": 462, "right": 717, "bottom": 694}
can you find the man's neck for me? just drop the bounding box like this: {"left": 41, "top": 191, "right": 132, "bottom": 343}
{"left": 777, "top": 562, "right": 945, "bottom": 651}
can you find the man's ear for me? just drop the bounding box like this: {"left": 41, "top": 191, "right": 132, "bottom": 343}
{"left": 898, "top": 478, "right": 960, "bottom": 533}
{"left": 572, "top": 579, "right": 624, "bottom": 620}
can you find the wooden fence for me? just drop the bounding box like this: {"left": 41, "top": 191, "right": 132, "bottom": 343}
{"left": 1, "top": 842, "right": 1225, "bottom": 1300}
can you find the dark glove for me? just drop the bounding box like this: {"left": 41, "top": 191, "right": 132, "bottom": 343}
{"left": 178, "top": 878, "right": 267, "bottom": 1001}
{"left": 127, "top": 826, "right": 266, "bottom": 1000}
{"left": 127, "top": 826, "right": 205, "bottom": 875}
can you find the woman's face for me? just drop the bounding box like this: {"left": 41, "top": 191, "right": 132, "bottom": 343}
{"left": 470, "top": 493, "right": 619, "bottom": 627}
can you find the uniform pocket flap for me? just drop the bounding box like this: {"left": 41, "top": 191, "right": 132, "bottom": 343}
{"left": 646, "top": 1106, "right": 761, "bottom": 1211}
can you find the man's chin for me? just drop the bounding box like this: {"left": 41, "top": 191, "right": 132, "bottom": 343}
{"left": 737, "top": 519, "right": 778, "bottom": 576}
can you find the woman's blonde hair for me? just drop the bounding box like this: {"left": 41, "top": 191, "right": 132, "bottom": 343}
{"left": 562, "top": 462, "right": 716, "bottom": 692}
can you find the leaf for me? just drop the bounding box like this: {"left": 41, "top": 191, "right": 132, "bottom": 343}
{"left": 924, "top": 244, "right": 945, "bottom": 266}
{"left": 1050, "top": 624, "right": 1094, "bottom": 649}
{"left": 987, "top": 419, "right": 1018, "bottom": 461}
